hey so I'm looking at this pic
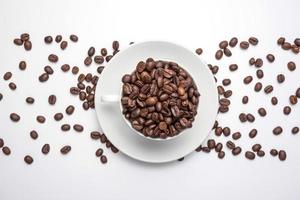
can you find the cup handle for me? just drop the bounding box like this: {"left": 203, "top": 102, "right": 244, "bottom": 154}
{"left": 101, "top": 95, "right": 120, "bottom": 103}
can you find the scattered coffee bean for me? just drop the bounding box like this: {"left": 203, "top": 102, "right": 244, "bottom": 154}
{"left": 41, "top": 144, "right": 50, "bottom": 154}
{"left": 217, "top": 86, "right": 225, "bottom": 95}
{"left": 229, "top": 37, "right": 238, "bottom": 47}
{"left": 232, "top": 147, "right": 242, "bottom": 155}
{"left": 243, "top": 76, "right": 253, "bottom": 84}
{"left": 291, "top": 127, "right": 299, "bottom": 134}
{"left": 283, "top": 106, "right": 291, "bottom": 115}
{"left": 256, "top": 69, "right": 264, "bottom": 79}
{"left": 219, "top": 98, "right": 230, "bottom": 107}
{"left": 226, "top": 140, "right": 235, "bottom": 149}
{"left": 20, "top": 33, "right": 29, "bottom": 41}
{"left": 245, "top": 151, "right": 255, "bottom": 160}
{"left": 287, "top": 61, "right": 296, "bottom": 71}
{"left": 30, "top": 130, "right": 38, "bottom": 139}
{"left": 255, "top": 58, "right": 263, "bottom": 68}
{"left": 61, "top": 124, "right": 71, "bottom": 131}
{"left": 39, "top": 73, "right": 49, "bottom": 82}
{"left": 296, "top": 88, "right": 300, "bottom": 98}
{"left": 91, "top": 131, "right": 101, "bottom": 140}
{"left": 2, "top": 146, "right": 11, "bottom": 155}
{"left": 95, "top": 148, "right": 103, "bottom": 157}
{"left": 271, "top": 97, "right": 278, "bottom": 105}
{"left": 66, "top": 105, "right": 75, "bottom": 115}
{"left": 73, "top": 124, "right": 84, "bottom": 132}
{"left": 48, "top": 95, "right": 56, "bottom": 105}
{"left": 84, "top": 56, "right": 92, "bottom": 66}
{"left": 112, "top": 41, "right": 119, "bottom": 51}
{"left": 44, "top": 36, "right": 53, "bottom": 44}
{"left": 10, "top": 113, "right": 20, "bottom": 122}
{"left": 215, "top": 143, "right": 223, "bottom": 152}
{"left": 222, "top": 79, "right": 231, "bottom": 86}
{"left": 100, "top": 155, "right": 107, "bottom": 164}
{"left": 289, "top": 95, "right": 298, "bottom": 105}
{"left": 219, "top": 105, "right": 228, "bottom": 113}
{"left": 229, "top": 64, "right": 238, "bottom": 71}
{"left": 0, "top": 93, "right": 2, "bottom": 101}
{"left": 232, "top": 132, "right": 241, "bottom": 140}
{"left": 106, "top": 55, "right": 113, "bottom": 62}
{"left": 24, "top": 41, "right": 32, "bottom": 50}
{"left": 258, "top": 108, "right": 267, "bottom": 117}
{"left": 294, "top": 38, "right": 300, "bottom": 46}
{"left": 219, "top": 40, "right": 228, "bottom": 49}
{"left": 69, "top": 34, "right": 78, "bottom": 42}
{"left": 218, "top": 151, "right": 225, "bottom": 159}
{"left": 54, "top": 113, "right": 63, "bottom": 121}
{"left": 0, "top": 138, "right": 3, "bottom": 148}
{"left": 60, "top": 41, "right": 68, "bottom": 50}
{"left": 202, "top": 147, "right": 211, "bottom": 153}
{"left": 36, "top": 115, "right": 46, "bottom": 123}
{"left": 257, "top": 150, "right": 265, "bottom": 157}
{"left": 224, "top": 90, "right": 232, "bottom": 98}
{"left": 215, "top": 50, "right": 223, "bottom": 60}
{"left": 26, "top": 97, "right": 35, "bottom": 104}
{"left": 60, "top": 145, "right": 71, "bottom": 154}
{"left": 240, "top": 41, "right": 249, "bottom": 49}
{"left": 94, "top": 55, "right": 104, "bottom": 64}
{"left": 246, "top": 113, "right": 255, "bottom": 122}
{"left": 215, "top": 127, "right": 223, "bottom": 136}
{"left": 270, "top": 149, "right": 278, "bottom": 156}
{"left": 266, "top": 54, "right": 275, "bottom": 62}
{"left": 252, "top": 144, "right": 262, "bottom": 152}
{"left": 242, "top": 96, "right": 249, "bottom": 104}
{"left": 70, "top": 87, "right": 80, "bottom": 95}
{"left": 48, "top": 54, "right": 58, "bottom": 63}
{"left": 224, "top": 48, "right": 232, "bottom": 57}
{"left": 277, "top": 37, "right": 285, "bottom": 45}
{"left": 249, "top": 129, "right": 258, "bottom": 138}
{"left": 13, "top": 38, "right": 23, "bottom": 46}
{"left": 239, "top": 113, "right": 247, "bottom": 122}
{"left": 248, "top": 37, "right": 258, "bottom": 45}
{"left": 222, "top": 127, "right": 231, "bottom": 136}
{"left": 19, "top": 61, "right": 26, "bottom": 70}
{"left": 71, "top": 66, "right": 79, "bottom": 75}
{"left": 3, "top": 72, "right": 12, "bottom": 80}
{"left": 24, "top": 155, "right": 33, "bottom": 164}
{"left": 282, "top": 42, "right": 291, "bottom": 50}
{"left": 207, "top": 139, "right": 216, "bottom": 149}
{"left": 249, "top": 57, "right": 256, "bottom": 65}
{"left": 87, "top": 47, "right": 95, "bottom": 57}
{"left": 195, "top": 48, "right": 203, "bottom": 55}
{"left": 278, "top": 150, "right": 287, "bottom": 161}
{"left": 55, "top": 35, "right": 62, "bottom": 43}
{"left": 273, "top": 126, "right": 283, "bottom": 135}
{"left": 254, "top": 82, "right": 262, "bottom": 92}
{"left": 292, "top": 45, "right": 299, "bottom": 54}
{"left": 264, "top": 85, "right": 273, "bottom": 94}
{"left": 277, "top": 74, "right": 285, "bottom": 83}
{"left": 9, "top": 82, "right": 17, "bottom": 90}
{"left": 101, "top": 48, "right": 108, "bottom": 56}
{"left": 61, "top": 64, "right": 70, "bottom": 72}
{"left": 44, "top": 66, "right": 54, "bottom": 74}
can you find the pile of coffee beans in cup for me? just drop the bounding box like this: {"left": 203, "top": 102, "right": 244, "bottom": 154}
{"left": 121, "top": 58, "right": 200, "bottom": 139}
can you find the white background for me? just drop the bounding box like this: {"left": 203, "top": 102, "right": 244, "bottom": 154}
{"left": 0, "top": 0, "right": 300, "bottom": 199}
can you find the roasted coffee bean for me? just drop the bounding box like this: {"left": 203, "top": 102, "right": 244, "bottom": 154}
{"left": 258, "top": 108, "right": 267, "bottom": 117}
{"left": 245, "top": 151, "right": 255, "bottom": 160}
{"left": 100, "top": 155, "right": 107, "bottom": 164}
{"left": 219, "top": 98, "right": 230, "bottom": 107}
{"left": 207, "top": 139, "right": 216, "bottom": 149}
{"left": 266, "top": 54, "right": 275, "bottom": 62}
{"left": 2, "top": 146, "right": 11, "bottom": 155}
{"left": 249, "top": 57, "right": 255, "bottom": 65}
{"left": 270, "top": 149, "right": 278, "bottom": 156}
{"left": 232, "top": 147, "right": 242, "bottom": 155}
{"left": 0, "top": 93, "right": 2, "bottom": 101}
{"left": 94, "top": 56, "right": 104, "bottom": 64}
{"left": 73, "top": 124, "right": 84, "bottom": 132}
{"left": 70, "top": 66, "right": 79, "bottom": 75}
{"left": 278, "top": 150, "right": 287, "bottom": 161}
{"left": 217, "top": 86, "right": 225, "bottom": 95}
{"left": 215, "top": 127, "right": 223, "bottom": 136}
{"left": 3, "top": 72, "right": 12, "bottom": 80}
{"left": 60, "top": 41, "right": 68, "bottom": 50}
{"left": 82, "top": 102, "right": 89, "bottom": 110}
{"left": 229, "top": 37, "right": 238, "bottom": 47}
{"left": 70, "top": 87, "right": 80, "bottom": 95}
{"left": 282, "top": 42, "right": 291, "bottom": 50}
{"left": 264, "top": 85, "right": 273, "bottom": 94}
{"left": 97, "top": 66, "right": 105, "bottom": 74}
{"left": 240, "top": 41, "right": 249, "bottom": 49}
{"left": 202, "top": 147, "right": 211, "bottom": 153}
{"left": 61, "top": 64, "right": 70, "bottom": 72}
{"left": 219, "top": 40, "right": 228, "bottom": 49}
{"left": 243, "top": 76, "right": 253, "bottom": 84}
{"left": 106, "top": 55, "right": 113, "bottom": 62}
{"left": 239, "top": 113, "right": 247, "bottom": 122}
{"left": 39, "top": 73, "right": 49, "bottom": 82}
{"left": 54, "top": 113, "right": 63, "bottom": 121}
{"left": 283, "top": 106, "right": 291, "bottom": 115}
{"left": 30, "top": 130, "right": 38, "bottom": 139}
{"left": 222, "top": 79, "right": 231, "bottom": 86}
{"left": 48, "top": 95, "right": 56, "bottom": 105}
{"left": 215, "top": 50, "right": 223, "bottom": 60}
{"left": 249, "top": 129, "right": 257, "bottom": 138}
{"left": 24, "top": 41, "right": 32, "bottom": 50}
{"left": 242, "top": 96, "right": 249, "bottom": 104}
{"left": 287, "top": 61, "right": 296, "bottom": 71}
{"left": 215, "top": 143, "right": 223, "bottom": 152}
{"left": 222, "top": 127, "right": 231, "bottom": 136}
{"left": 229, "top": 64, "right": 238, "bottom": 71}
{"left": 55, "top": 35, "right": 62, "bottom": 43}
{"left": 91, "top": 131, "right": 101, "bottom": 140}
{"left": 211, "top": 66, "right": 219, "bottom": 74}
{"left": 226, "top": 140, "right": 235, "bottom": 149}
{"left": 232, "top": 132, "right": 241, "bottom": 140}
{"left": 254, "top": 82, "right": 262, "bottom": 92}
{"left": 255, "top": 58, "right": 263, "bottom": 68}
{"left": 248, "top": 37, "right": 258, "bottom": 45}
{"left": 101, "top": 48, "right": 108, "bottom": 56}
{"left": 112, "top": 40, "right": 119, "bottom": 51}
{"left": 257, "top": 150, "right": 265, "bottom": 157}
{"left": 0, "top": 138, "right": 4, "bottom": 148}
{"left": 9, "top": 82, "right": 17, "bottom": 90}
{"left": 219, "top": 105, "right": 229, "bottom": 113}
{"left": 271, "top": 97, "right": 278, "bottom": 105}
{"left": 66, "top": 105, "right": 75, "bottom": 115}
{"left": 195, "top": 48, "right": 203, "bottom": 55}
{"left": 26, "top": 97, "right": 35, "bottom": 104}
{"left": 10, "top": 113, "right": 20, "bottom": 122}
{"left": 218, "top": 151, "right": 225, "bottom": 159}
{"left": 246, "top": 113, "right": 255, "bottom": 122}
{"left": 295, "top": 38, "right": 300, "bottom": 46}
{"left": 44, "top": 36, "right": 53, "bottom": 44}
{"left": 292, "top": 46, "right": 300, "bottom": 54}
{"left": 256, "top": 69, "right": 264, "bottom": 79}
{"left": 69, "top": 34, "right": 78, "bottom": 42}
{"left": 273, "top": 126, "right": 283, "bottom": 135}
{"left": 21, "top": 32, "right": 30, "bottom": 41}
{"left": 87, "top": 47, "right": 95, "bottom": 57}
{"left": 60, "top": 145, "right": 71, "bottom": 154}
{"left": 19, "top": 61, "right": 27, "bottom": 70}
{"left": 252, "top": 144, "right": 262, "bottom": 152}
{"left": 277, "top": 74, "right": 285, "bottom": 83}
{"left": 24, "top": 155, "right": 33, "bottom": 164}
{"left": 84, "top": 56, "right": 92, "bottom": 66}
{"left": 41, "top": 144, "right": 50, "bottom": 154}
{"left": 95, "top": 148, "right": 103, "bottom": 157}
{"left": 48, "top": 54, "right": 58, "bottom": 63}
{"left": 36, "top": 115, "right": 46, "bottom": 123}
{"left": 224, "top": 48, "right": 232, "bottom": 57}
{"left": 44, "top": 66, "right": 54, "bottom": 74}
{"left": 290, "top": 95, "right": 298, "bottom": 105}
{"left": 224, "top": 90, "right": 232, "bottom": 98}
{"left": 277, "top": 37, "right": 285, "bottom": 45}
{"left": 195, "top": 145, "right": 202, "bottom": 152}
{"left": 296, "top": 88, "right": 300, "bottom": 98}
{"left": 13, "top": 38, "right": 23, "bottom": 45}
{"left": 61, "top": 124, "right": 71, "bottom": 131}
{"left": 291, "top": 127, "right": 299, "bottom": 134}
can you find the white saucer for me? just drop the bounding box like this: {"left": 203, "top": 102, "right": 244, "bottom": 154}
{"left": 95, "top": 41, "right": 218, "bottom": 163}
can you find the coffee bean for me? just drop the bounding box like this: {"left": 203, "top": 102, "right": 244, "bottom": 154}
{"left": 39, "top": 73, "right": 49, "bottom": 82}
{"left": 219, "top": 98, "right": 230, "bottom": 107}
{"left": 95, "top": 148, "right": 103, "bottom": 157}
{"left": 232, "top": 132, "right": 241, "bottom": 140}
{"left": 84, "top": 56, "right": 92, "bottom": 66}
{"left": 287, "top": 61, "right": 296, "bottom": 71}
{"left": 232, "top": 147, "right": 242, "bottom": 155}
{"left": 254, "top": 82, "right": 262, "bottom": 92}
{"left": 294, "top": 38, "right": 300, "bottom": 46}
{"left": 44, "top": 66, "right": 54, "bottom": 74}
{"left": 61, "top": 124, "right": 71, "bottom": 131}
{"left": 195, "top": 145, "right": 202, "bottom": 152}
{"left": 243, "top": 76, "right": 253, "bottom": 84}
{"left": 223, "top": 127, "right": 231, "bottom": 136}
{"left": 242, "top": 96, "right": 249, "bottom": 104}
{"left": 0, "top": 138, "right": 3, "bottom": 148}
{"left": 266, "top": 54, "right": 275, "bottom": 62}
{"left": 282, "top": 42, "right": 291, "bottom": 50}
{"left": 54, "top": 113, "right": 63, "bottom": 121}
{"left": 30, "top": 130, "right": 38, "bottom": 139}
{"left": 224, "top": 90, "right": 232, "bottom": 98}
{"left": 278, "top": 150, "right": 287, "bottom": 161}
{"left": 20, "top": 33, "right": 29, "bottom": 41}
{"left": 245, "top": 151, "right": 255, "bottom": 160}
{"left": 290, "top": 95, "right": 298, "bottom": 105}
{"left": 215, "top": 50, "right": 223, "bottom": 60}
{"left": 86, "top": 47, "right": 95, "bottom": 57}
{"left": 207, "top": 139, "right": 216, "bottom": 149}
{"left": 249, "top": 129, "right": 258, "bottom": 138}
{"left": 100, "top": 155, "right": 107, "bottom": 164}
{"left": 252, "top": 144, "right": 262, "bottom": 152}
{"left": 24, "top": 41, "right": 32, "bottom": 50}
{"left": 94, "top": 55, "right": 104, "bottom": 64}
{"left": 101, "top": 48, "right": 108, "bottom": 56}
{"left": 246, "top": 113, "right": 255, "bottom": 122}
{"left": 69, "top": 34, "right": 78, "bottom": 42}
{"left": 3, "top": 72, "right": 12, "bottom": 80}
{"left": 277, "top": 74, "right": 285, "bottom": 83}
{"left": 2, "top": 146, "right": 11, "bottom": 155}
{"left": 195, "top": 48, "right": 203, "bottom": 55}
{"left": 273, "top": 126, "right": 283, "bottom": 135}
{"left": 257, "top": 150, "right": 265, "bottom": 157}
{"left": 229, "top": 37, "right": 238, "bottom": 47}
{"left": 239, "top": 113, "right": 247, "bottom": 122}
{"left": 91, "top": 131, "right": 101, "bottom": 140}
{"left": 255, "top": 58, "right": 263, "bottom": 68}
{"left": 277, "top": 37, "right": 285, "bottom": 45}
{"left": 264, "top": 85, "right": 273, "bottom": 94}
{"left": 19, "top": 61, "right": 27, "bottom": 70}
{"left": 219, "top": 40, "right": 228, "bottom": 49}
{"left": 215, "top": 127, "right": 223, "bottom": 136}
{"left": 258, "top": 108, "right": 267, "bottom": 117}
{"left": 248, "top": 37, "right": 258, "bottom": 45}
{"left": 61, "top": 64, "right": 70, "bottom": 72}
{"left": 211, "top": 66, "right": 219, "bottom": 74}
{"left": 229, "top": 64, "right": 238, "bottom": 71}
{"left": 82, "top": 102, "right": 89, "bottom": 110}
{"left": 55, "top": 35, "right": 62, "bottom": 43}
{"left": 202, "top": 147, "right": 211, "bottom": 153}
{"left": 24, "top": 155, "right": 33, "bottom": 164}
{"left": 249, "top": 57, "right": 255, "bottom": 65}
{"left": 219, "top": 105, "right": 229, "bottom": 113}
{"left": 226, "top": 140, "right": 235, "bottom": 149}
{"left": 9, "top": 82, "right": 17, "bottom": 90}
{"left": 60, "top": 145, "right": 71, "bottom": 154}
{"left": 48, "top": 95, "right": 56, "bottom": 105}
{"left": 0, "top": 93, "right": 2, "bottom": 101}
{"left": 240, "top": 41, "right": 249, "bottom": 49}
{"left": 13, "top": 38, "right": 23, "bottom": 45}
{"left": 44, "top": 36, "right": 53, "bottom": 44}
{"left": 106, "top": 55, "right": 113, "bottom": 62}
{"left": 222, "top": 79, "right": 231, "bottom": 86}
{"left": 270, "top": 149, "right": 278, "bottom": 156}
{"left": 112, "top": 41, "right": 119, "bottom": 51}
{"left": 48, "top": 54, "right": 58, "bottom": 63}
{"left": 292, "top": 46, "right": 300, "bottom": 54}
{"left": 292, "top": 127, "right": 299, "bottom": 134}
{"left": 218, "top": 151, "right": 225, "bottom": 159}
{"left": 217, "top": 86, "right": 225, "bottom": 95}
{"left": 283, "top": 106, "right": 291, "bottom": 115}
{"left": 296, "top": 88, "right": 300, "bottom": 98}
{"left": 70, "top": 87, "right": 80, "bottom": 95}
{"left": 41, "top": 144, "right": 50, "bottom": 154}
{"left": 73, "top": 124, "right": 84, "bottom": 132}
{"left": 256, "top": 69, "right": 264, "bottom": 79}
{"left": 60, "top": 41, "right": 68, "bottom": 50}
{"left": 10, "top": 113, "right": 20, "bottom": 122}
{"left": 224, "top": 48, "right": 232, "bottom": 57}
{"left": 271, "top": 97, "right": 278, "bottom": 105}
{"left": 215, "top": 143, "right": 223, "bottom": 152}
{"left": 66, "top": 105, "right": 75, "bottom": 115}
{"left": 36, "top": 115, "right": 46, "bottom": 123}
{"left": 26, "top": 97, "right": 35, "bottom": 104}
